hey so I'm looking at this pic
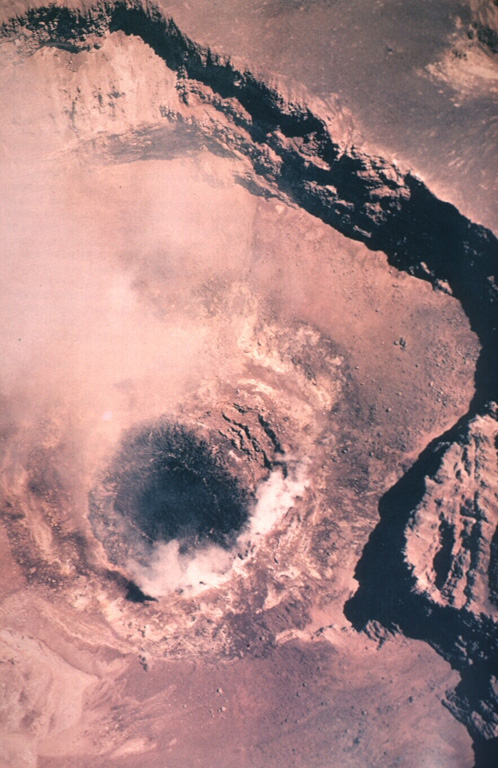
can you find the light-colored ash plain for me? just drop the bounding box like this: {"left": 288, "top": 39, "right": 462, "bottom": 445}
{"left": 0, "top": 2, "right": 496, "bottom": 768}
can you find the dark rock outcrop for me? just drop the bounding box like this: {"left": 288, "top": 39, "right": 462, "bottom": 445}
{"left": 1, "top": 1, "right": 497, "bottom": 405}
{"left": 2, "top": 3, "right": 498, "bottom": 761}
{"left": 346, "top": 405, "right": 498, "bottom": 766}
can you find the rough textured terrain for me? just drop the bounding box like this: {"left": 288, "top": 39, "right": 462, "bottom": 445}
{"left": 0, "top": 2, "right": 497, "bottom": 767}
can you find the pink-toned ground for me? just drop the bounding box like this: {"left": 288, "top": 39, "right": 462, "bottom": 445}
{"left": 0, "top": 3, "right": 496, "bottom": 767}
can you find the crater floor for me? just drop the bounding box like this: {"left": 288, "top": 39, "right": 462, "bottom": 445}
{"left": 0, "top": 3, "right": 496, "bottom": 768}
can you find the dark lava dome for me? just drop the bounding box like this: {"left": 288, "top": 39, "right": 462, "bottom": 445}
{"left": 89, "top": 420, "right": 252, "bottom": 563}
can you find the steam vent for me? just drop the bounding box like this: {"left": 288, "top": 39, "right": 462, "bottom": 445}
{"left": 0, "top": 2, "right": 497, "bottom": 768}
{"left": 89, "top": 420, "right": 252, "bottom": 565}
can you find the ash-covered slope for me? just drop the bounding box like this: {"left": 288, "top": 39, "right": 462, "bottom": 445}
{"left": 0, "top": 2, "right": 497, "bottom": 766}
{"left": 2, "top": 0, "right": 497, "bottom": 396}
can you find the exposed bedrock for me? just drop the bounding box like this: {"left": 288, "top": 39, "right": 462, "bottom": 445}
{"left": 1, "top": 0, "right": 497, "bottom": 403}
{"left": 346, "top": 405, "right": 498, "bottom": 765}
{"left": 2, "top": 2, "right": 498, "bottom": 763}
{"left": 469, "top": 0, "right": 498, "bottom": 56}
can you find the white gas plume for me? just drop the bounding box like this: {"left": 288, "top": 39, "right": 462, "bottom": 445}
{"left": 129, "top": 458, "right": 309, "bottom": 598}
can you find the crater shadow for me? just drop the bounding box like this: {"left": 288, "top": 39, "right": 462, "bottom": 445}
{"left": 90, "top": 420, "right": 251, "bottom": 561}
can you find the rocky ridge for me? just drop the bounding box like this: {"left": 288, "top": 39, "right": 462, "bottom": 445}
{"left": 1, "top": 0, "right": 496, "bottom": 394}
{"left": 1, "top": 1, "right": 498, "bottom": 764}
{"left": 346, "top": 406, "right": 498, "bottom": 763}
